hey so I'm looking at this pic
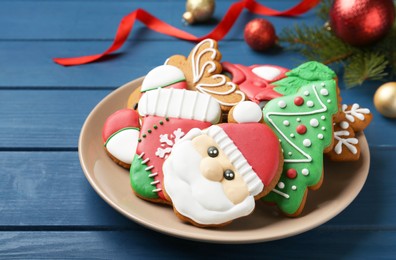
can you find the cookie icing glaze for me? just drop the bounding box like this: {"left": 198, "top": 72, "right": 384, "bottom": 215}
{"left": 232, "top": 101, "right": 263, "bottom": 123}
{"left": 222, "top": 62, "right": 288, "bottom": 103}
{"left": 138, "top": 88, "right": 221, "bottom": 124}
{"left": 262, "top": 61, "right": 339, "bottom": 215}
{"left": 190, "top": 39, "right": 245, "bottom": 107}
{"left": 141, "top": 65, "right": 186, "bottom": 92}
{"left": 333, "top": 127, "right": 358, "bottom": 155}
{"left": 342, "top": 103, "right": 371, "bottom": 123}
{"left": 130, "top": 87, "right": 222, "bottom": 201}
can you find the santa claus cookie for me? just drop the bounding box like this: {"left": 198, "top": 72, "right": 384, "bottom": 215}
{"left": 165, "top": 39, "right": 246, "bottom": 112}
{"left": 326, "top": 103, "right": 372, "bottom": 161}
{"left": 262, "top": 61, "right": 341, "bottom": 216}
{"left": 163, "top": 123, "right": 283, "bottom": 227}
{"left": 222, "top": 62, "right": 288, "bottom": 105}
{"left": 103, "top": 65, "right": 222, "bottom": 204}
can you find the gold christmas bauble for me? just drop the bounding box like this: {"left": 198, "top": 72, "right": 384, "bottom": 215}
{"left": 183, "top": 0, "right": 215, "bottom": 24}
{"left": 373, "top": 82, "right": 396, "bottom": 118}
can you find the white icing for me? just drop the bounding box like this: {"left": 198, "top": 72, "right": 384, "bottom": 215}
{"left": 251, "top": 66, "right": 282, "bottom": 81}
{"left": 318, "top": 134, "right": 324, "bottom": 139}
{"left": 296, "top": 118, "right": 301, "bottom": 122}
{"left": 141, "top": 65, "right": 185, "bottom": 92}
{"left": 310, "top": 118, "right": 319, "bottom": 127}
{"left": 232, "top": 101, "right": 263, "bottom": 123}
{"left": 278, "top": 100, "right": 286, "bottom": 108}
{"left": 291, "top": 185, "right": 297, "bottom": 190}
{"left": 304, "top": 91, "right": 310, "bottom": 96}
{"left": 321, "top": 126, "right": 326, "bottom": 130}
{"left": 321, "top": 82, "right": 326, "bottom": 87}
{"left": 343, "top": 103, "right": 370, "bottom": 122}
{"left": 138, "top": 88, "right": 221, "bottom": 124}
{"left": 327, "top": 99, "right": 331, "bottom": 103}
{"left": 106, "top": 128, "right": 139, "bottom": 164}
{"left": 163, "top": 137, "right": 255, "bottom": 225}
{"left": 290, "top": 133, "right": 295, "bottom": 138}
{"left": 340, "top": 121, "right": 349, "bottom": 129}
{"left": 265, "top": 86, "right": 329, "bottom": 163}
{"left": 277, "top": 182, "right": 285, "bottom": 189}
{"left": 283, "top": 120, "right": 290, "bottom": 126}
{"left": 307, "top": 101, "right": 314, "bottom": 107}
{"left": 272, "top": 188, "right": 289, "bottom": 199}
{"left": 155, "top": 128, "right": 185, "bottom": 158}
{"left": 188, "top": 39, "right": 245, "bottom": 106}
{"left": 320, "top": 89, "right": 329, "bottom": 96}
{"left": 303, "top": 139, "right": 311, "bottom": 147}
{"left": 288, "top": 152, "right": 292, "bottom": 156}
{"left": 334, "top": 130, "right": 359, "bottom": 154}
{"left": 321, "top": 116, "right": 326, "bottom": 120}
{"left": 301, "top": 168, "right": 309, "bottom": 176}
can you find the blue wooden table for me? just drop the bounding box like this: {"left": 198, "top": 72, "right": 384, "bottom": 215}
{"left": 1, "top": 0, "right": 396, "bottom": 258}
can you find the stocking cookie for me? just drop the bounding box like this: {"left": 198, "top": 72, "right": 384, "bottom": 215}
{"left": 165, "top": 39, "right": 245, "bottom": 111}
{"left": 222, "top": 62, "right": 288, "bottom": 104}
{"left": 262, "top": 61, "right": 340, "bottom": 216}
{"left": 131, "top": 87, "right": 221, "bottom": 203}
{"left": 163, "top": 123, "right": 283, "bottom": 227}
{"left": 326, "top": 103, "right": 372, "bottom": 161}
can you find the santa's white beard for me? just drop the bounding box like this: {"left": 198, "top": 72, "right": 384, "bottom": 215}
{"left": 163, "top": 138, "right": 255, "bottom": 225}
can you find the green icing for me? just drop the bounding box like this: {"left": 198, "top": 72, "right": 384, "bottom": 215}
{"left": 274, "top": 61, "right": 336, "bottom": 96}
{"left": 140, "top": 79, "right": 185, "bottom": 92}
{"left": 262, "top": 72, "right": 339, "bottom": 215}
{"left": 130, "top": 154, "right": 158, "bottom": 199}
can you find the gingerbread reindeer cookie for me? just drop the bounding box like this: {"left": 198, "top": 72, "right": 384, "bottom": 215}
{"left": 165, "top": 39, "right": 245, "bottom": 111}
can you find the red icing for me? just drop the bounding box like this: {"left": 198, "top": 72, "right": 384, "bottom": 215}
{"left": 220, "top": 123, "right": 281, "bottom": 187}
{"left": 296, "top": 125, "right": 307, "bottom": 135}
{"left": 166, "top": 81, "right": 187, "bottom": 90}
{"left": 286, "top": 168, "right": 297, "bottom": 179}
{"left": 222, "top": 62, "right": 288, "bottom": 103}
{"left": 136, "top": 116, "right": 211, "bottom": 200}
{"left": 102, "top": 109, "right": 140, "bottom": 142}
{"left": 294, "top": 96, "right": 304, "bottom": 106}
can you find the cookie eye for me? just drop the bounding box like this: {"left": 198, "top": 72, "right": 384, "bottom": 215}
{"left": 207, "top": 146, "right": 219, "bottom": 158}
{"left": 223, "top": 169, "right": 235, "bottom": 180}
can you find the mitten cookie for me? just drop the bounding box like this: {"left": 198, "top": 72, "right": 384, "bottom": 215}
{"left": 165, "top": 39, "right": 245, "bottom": 111}
{"left": 262, "top": 61, "right": 341, "bottom": 216}
{"left": 163, "top": 123, "right": 283, "bottom": 227}
{"left": 222, "top": 62, "right": 288, "bottom": 104}
{"left": 326, "top": 103, "right": 372, "bottom": 161}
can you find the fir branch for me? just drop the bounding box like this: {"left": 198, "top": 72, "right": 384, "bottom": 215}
{"left": 316, "top": 0, "right": 332, "bottom": 21}
{"left": 344, "top": 52, "right": 388, "bottom": 87}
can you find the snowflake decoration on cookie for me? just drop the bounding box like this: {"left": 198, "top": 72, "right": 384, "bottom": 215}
{"left": 155, "top": 128, "right": 185, "bottom": 159}
{"left": 333, "top": 128, "right": 358, "bottom": 155}
{"left": 342, "top": 103, "right": 370, "bottom": 122}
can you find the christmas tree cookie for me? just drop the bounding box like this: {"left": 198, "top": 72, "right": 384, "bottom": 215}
{"left": 262, "top": 61, "right": 340, "bottom": 216}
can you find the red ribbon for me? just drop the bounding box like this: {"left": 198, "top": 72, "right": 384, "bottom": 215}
{"left": 54, "top": 0, "right": 319, "bottom": 66}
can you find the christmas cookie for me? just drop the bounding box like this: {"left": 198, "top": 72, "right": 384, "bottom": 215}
{"left": 326, "top": 103, "right": 372, "bottom": 161}
{"left": 163, "top": 123, "right": 283, "bottom": 227}
{"left": 227, "top": 101, "right": 263, "bottom": 123}
{"left": 165, "top": 39, "right": 246, "bottom": 111}
{"left": 262, "top": 61, "right": 340, "bottom": 216}
{"left": 222, "top": 62, "right": 288, "bottom": 105}
{"left": 131, "top": 87, "right": 221, "bottom": 203}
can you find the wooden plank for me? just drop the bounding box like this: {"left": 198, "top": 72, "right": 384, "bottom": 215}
{"left": 0, "top": 0, "right": 317, "bottom": 40}
{"left": 0, "top": 230, "right": 395, "bottom": 258}
{"left": 0, "top": 149, "right": 393, "bottom": 227}
{"left": 0, "top": 89, "right": 391, "bottom": 148}
{"left": 0, "top": 90, "right": 110, "bottom": 148}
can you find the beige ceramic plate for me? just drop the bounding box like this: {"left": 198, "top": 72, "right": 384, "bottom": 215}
{"left": 79, "top": 77, "right": 370, "bottom": 244}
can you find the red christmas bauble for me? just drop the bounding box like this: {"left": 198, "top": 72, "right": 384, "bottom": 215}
{"left": 330, "top": 0, "right": 395, "bottom": 46}
{"left": 244, "top": 18, "right": 277, "bottom": 51}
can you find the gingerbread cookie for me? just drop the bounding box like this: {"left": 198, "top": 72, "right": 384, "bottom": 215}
{"left": 163, "top": 123, "right": 283, "bottom": 227}
{"left": 165, "top": 39, "right": 245, "bottom": 111}
{"left": 227, "top": 101, "right": 263, "bottom": 123}
{"left": 261, "top": 61, "right": 340, "bottom": 216}
{"left": 326, "top": 103, "right": 372, "bottom": 161}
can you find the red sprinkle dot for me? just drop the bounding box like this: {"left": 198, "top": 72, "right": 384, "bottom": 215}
{"left": 286, "top": 168, "right": 297, "bottom": 179}
{"left": 294, "top": 96, "right": 304, "bottom": 106}
{"left": 296, "top": 124, "right": 307, "bottom": 134}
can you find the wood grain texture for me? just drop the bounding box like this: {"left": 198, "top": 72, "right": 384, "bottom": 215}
{"left": 0, "top": 230, "right": 395, "bottom": 258}
{"left": 0, "top": 149, "right": 394, "bottom": 227}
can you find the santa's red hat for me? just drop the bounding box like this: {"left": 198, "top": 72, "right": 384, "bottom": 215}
{"left": 203, "top": 122, "right": 281, "bottom": 196}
